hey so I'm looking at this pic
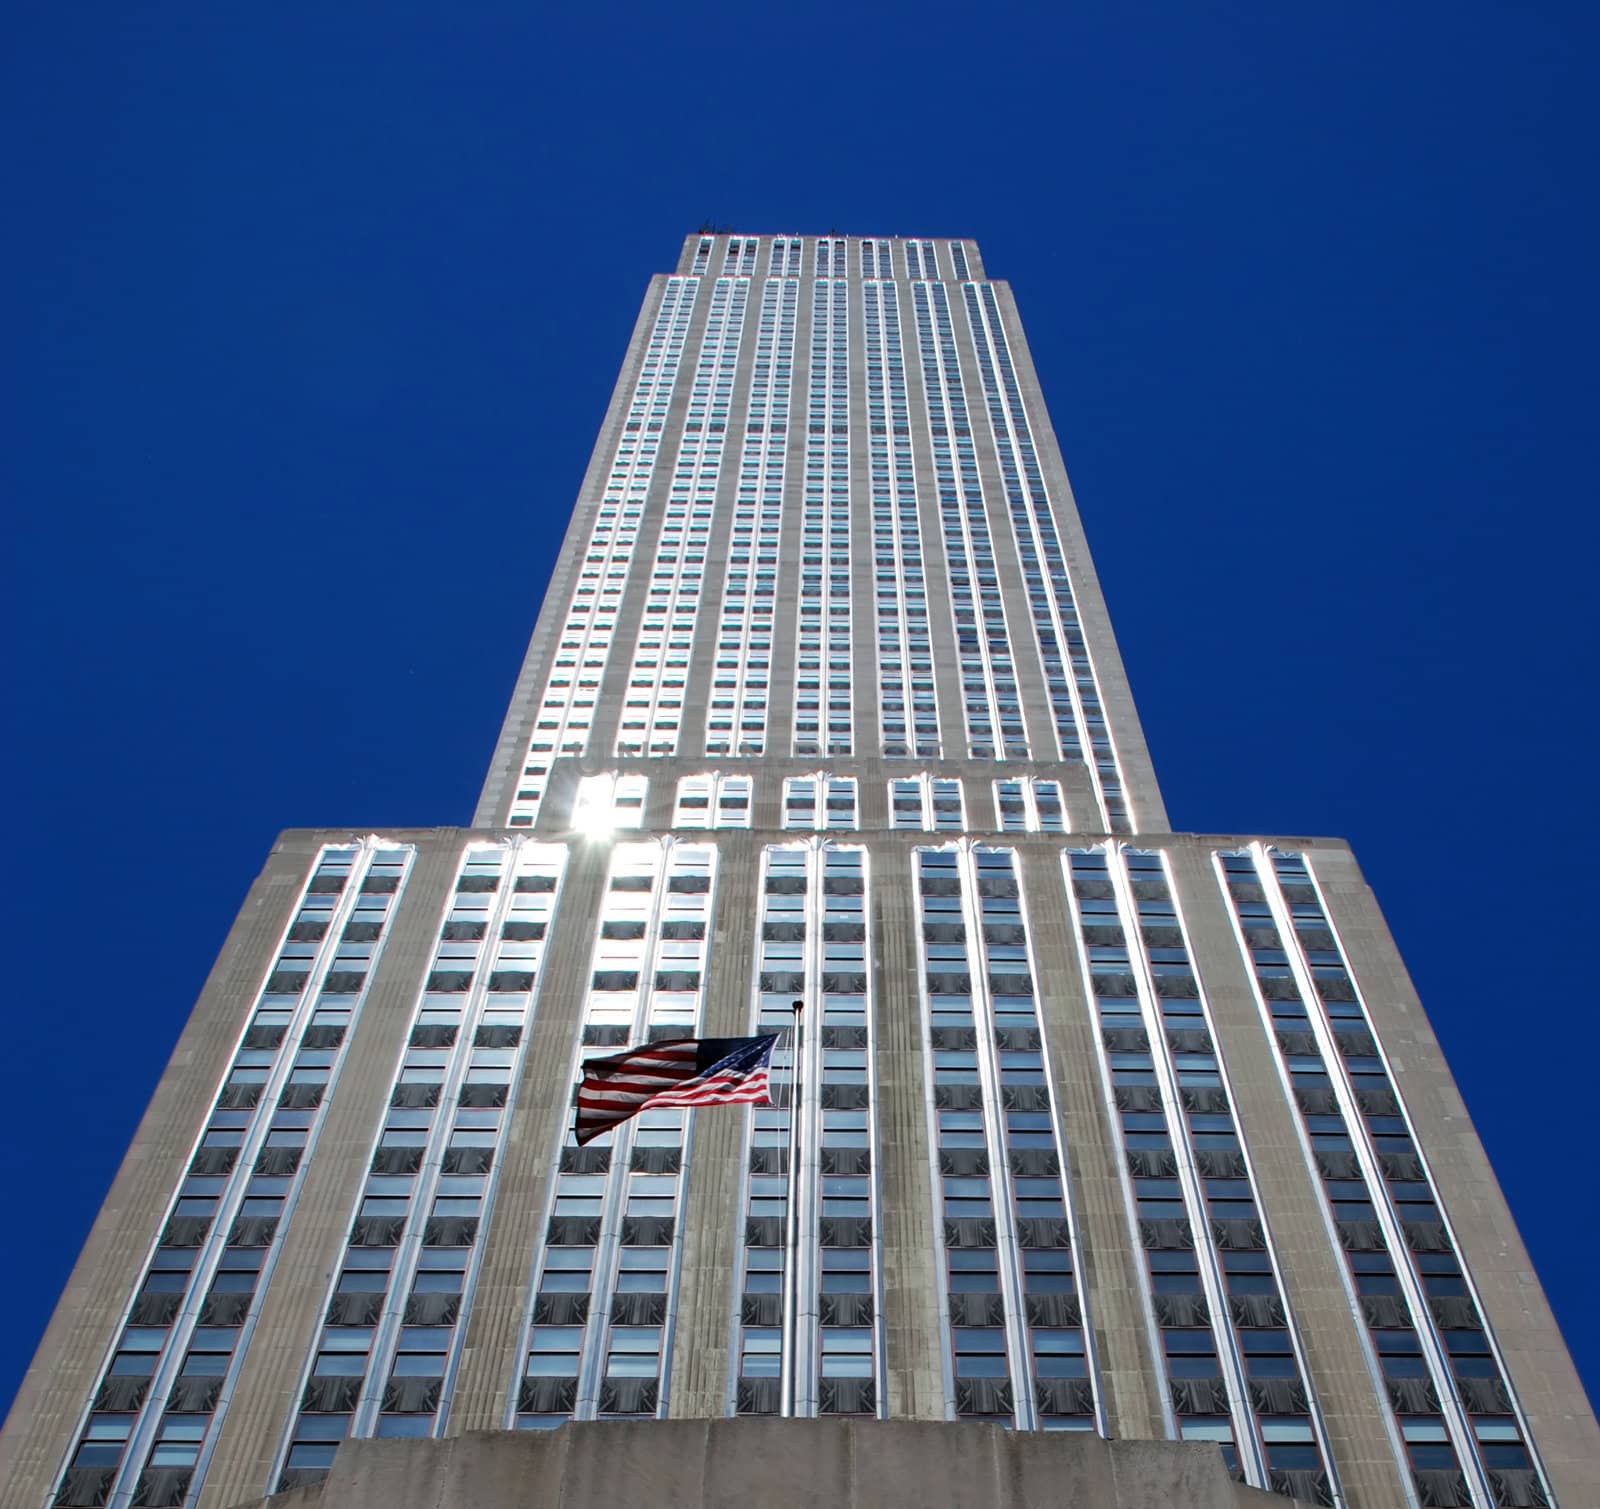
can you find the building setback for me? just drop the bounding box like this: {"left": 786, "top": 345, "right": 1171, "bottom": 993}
{"left": 3, "top": 235, "right": 1594, "bottom": 1509}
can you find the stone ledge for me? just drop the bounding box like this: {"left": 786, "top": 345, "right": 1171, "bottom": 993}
{"left": 233, "top": 1419, "right": 1316, "bottom": 1509}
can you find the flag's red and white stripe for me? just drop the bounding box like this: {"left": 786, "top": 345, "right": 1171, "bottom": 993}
{"left": 574, "top": 1034, "right": 777, "bottom": 1145}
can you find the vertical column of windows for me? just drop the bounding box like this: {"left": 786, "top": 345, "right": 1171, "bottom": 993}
{"left": 274, "top": 844, "right": 564, "bottom": 1492}
{"left": 811, "top": 848, "right": 879, "bottom": 1413}
{"left": 993, "top": 778, "right": 1067, "bottom": 833}
{"left": 781, "top": 775, "right": 857, "bottom": 832}
{"left": 720, "top": 237, "right": 758, "bottom": 278}
{"left": 863, "top": 279, "right": 939, "bottom": 757}
{"left": 916, "top": 846, "right": 1097, "bottom": 1432}
{"left": 514, "top": 842, "right": 716, "bottom": 1428}
{"left": 707, "top": 275, "right": 794, "bottom": 756}
{"left": 793, "top": 260, "right": 852, "bottom": 756}
{"left": 617, "top": 278, "right": 750, "bottom": 756}
{"left": 904, "top": 240, "right": 939, "bottom": 281}
{"left": 692, "top": 239, "right": 712, "bottom": 276}
{"left": 672, "top": 774, "right": 753, "bottom": 830}
{"left": 1067, "top": 846, "right": 1235, "bottom": 1458}
{"left": 512, "top": 278, "right": 698, "bottom": 822}
{"left": 912, "top": 281, "right": 1027, "bottom": 759}
{"left": 54, "top": 843, "right": 413, "bottom": 1509}
{"left": 591, "top": 845, "right": 712, "bottom": 1416}
{"left": 962, "top": 284, "right": 1128, "bottom": 831}
{"left": 1066, "top": 848, "right": 1245, "bottom": 1481}
{"left": 859, "top": 238, "right": 894, "bottom": 280}
{"left": 889, "top": 775, "right": 965, "bottom": 831}
{"left": 733, "top": 845, "right": 882, "bottom": 1416}
{"left": 1217, "top": 850, "right": 1548, "bottom": 1509}
{"left": 771, "top": 236, "right": 803, "bottom": 278}
{"left": 1067, "top": 848, "right": 1336, "bottom": 1503}
{"left": 733, "top": 847, "right": 809, "bottom": 1411}
{"left": 949, "top": 241, "right": 971, "bottom": 282}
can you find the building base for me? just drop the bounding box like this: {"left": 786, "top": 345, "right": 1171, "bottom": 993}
{"left": 237, "top": 1418, "right": 1318, "bottom": 1509}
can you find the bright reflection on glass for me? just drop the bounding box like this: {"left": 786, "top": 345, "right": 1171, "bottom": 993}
{"left": 572, "top": 774, "right": 648, "bottom": 839}
{"left": 573, "top": 778, "right": 617, "bottom": 838}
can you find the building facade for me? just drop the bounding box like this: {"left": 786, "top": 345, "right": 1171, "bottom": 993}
{"left": 3, "top": 235, "right": 1594, "bottom": 1509}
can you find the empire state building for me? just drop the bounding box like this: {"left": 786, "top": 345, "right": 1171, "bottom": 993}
{"left": 3, "top": 234, "right": 1592, "bottom": 1509}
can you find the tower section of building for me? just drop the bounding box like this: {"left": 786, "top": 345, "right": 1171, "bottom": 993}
{"left": 473, "top": 234, "right": 1168, "bottom": 841}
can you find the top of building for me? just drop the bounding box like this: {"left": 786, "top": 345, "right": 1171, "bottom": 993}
{"left": 674, "top": 232, "right": 986, "bottom": 281}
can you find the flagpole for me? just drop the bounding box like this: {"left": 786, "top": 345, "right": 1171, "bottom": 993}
{"left": 780, "top": 996, "right": 804, "bottom": 1418}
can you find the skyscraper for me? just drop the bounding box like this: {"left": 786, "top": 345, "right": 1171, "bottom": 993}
{"left": 4, "top": 234, "right": 1593, "bottom": 1509}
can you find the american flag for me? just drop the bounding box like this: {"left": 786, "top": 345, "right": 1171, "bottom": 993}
{"left": 574, "top": 1034, "right": 779, "bottom": 1145}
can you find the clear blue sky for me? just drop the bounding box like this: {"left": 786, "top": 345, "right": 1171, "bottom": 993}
{"left": 3, "top": 1, "right": 1596, "bottom": 1420}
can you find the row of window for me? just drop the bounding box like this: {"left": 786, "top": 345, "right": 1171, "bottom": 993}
{"left": 56, "top": 844, "right": 414, "bottom": 1509}
{"left": 512, "top": 276, "right": 701, "bottom": 822}
{"left": 568, "top": 771, "right": 1072, "bottom": 833}
{"left": 690, "top": 236, "right": 975, "bottom": 285}
{"left": 1219, "top": 850, "right": 1547, "bottom": 1509}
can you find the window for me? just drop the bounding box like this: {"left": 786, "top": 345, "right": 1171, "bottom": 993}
{"left": 674, "top": 773, "right": 753, "bottom": 829}
{"left": 993, "top": 778, "right": 1067, "bottom": 832}
{"left": 782, "top": 774, "right": 856, "bottom": 832}
{"left": 890, "top": 776, "right": 965, "bottom": 831}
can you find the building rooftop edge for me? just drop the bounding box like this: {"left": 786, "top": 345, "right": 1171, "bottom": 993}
{"left": 262, "top": 825, "right": 1357, "bottom": 850}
